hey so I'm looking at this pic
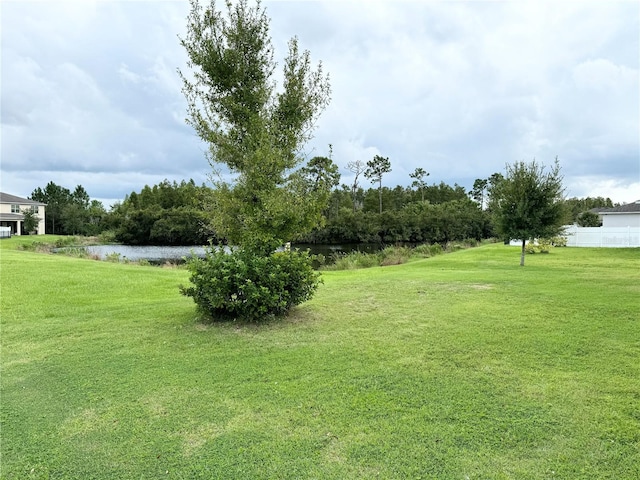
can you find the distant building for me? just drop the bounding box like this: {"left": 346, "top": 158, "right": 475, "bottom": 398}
{"left": 0, "top": 192, "right": 47, "bottom": 235}
{"left": 595, "top": 200, "right": 640, "bottom": 228}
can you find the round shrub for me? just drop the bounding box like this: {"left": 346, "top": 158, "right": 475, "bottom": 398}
{"left": 180, "top": 247, "right": 321, "bottom": 322}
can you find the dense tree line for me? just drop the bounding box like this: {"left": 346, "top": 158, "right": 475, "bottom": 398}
{"left": 29, "top": 178, "right": 618, "bottom": 247}
{"left": 564, "top": 196, "right": 616, "bottom": 225}
{"left": 30, "top": 182, "right": 107, "bottom": 235}
{"left": 303, "top": 182, "right": 493, "bottom": 244}
{"left": 107, "top": 180, "right": 213, "bottom": 245}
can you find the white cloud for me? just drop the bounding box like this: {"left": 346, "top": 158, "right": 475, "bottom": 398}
{"left": 567, "top": 176, "right": 640, "bottom": 205}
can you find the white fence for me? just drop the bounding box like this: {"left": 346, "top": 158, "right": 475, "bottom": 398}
{"left": 563, "top": 225, "right": 640, "bottom": 248}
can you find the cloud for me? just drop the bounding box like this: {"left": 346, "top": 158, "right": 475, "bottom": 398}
{"left": 1, "top": 0, "right": 638, "bottom": 206}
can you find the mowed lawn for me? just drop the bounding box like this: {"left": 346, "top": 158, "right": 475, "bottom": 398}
{"left": 1, "top": 239, "right": 639, "bottom": 479}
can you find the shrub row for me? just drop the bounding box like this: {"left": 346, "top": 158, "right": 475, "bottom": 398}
{"left": 321, "top": 239, "right": 485, "bottom": 271}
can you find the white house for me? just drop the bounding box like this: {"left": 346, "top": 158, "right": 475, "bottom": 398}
{"left": 563, "top": 200, "right": 640, "bottom": 247}
{"left": 0, "top": 192, "right": 47, "bottom": 235}
{"left": 596, "top": 200, "right": 640, "bottom": 228}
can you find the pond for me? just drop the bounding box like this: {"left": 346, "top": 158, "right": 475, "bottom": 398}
{"left": 70, "top": 243, "right": 383, "bottom": 264}
{"left": 81, "top": 245, "right": 209, "bottom": 263}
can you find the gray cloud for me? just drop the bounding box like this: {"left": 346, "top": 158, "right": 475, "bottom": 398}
{"left": 1, "top": 0, "right": 638, "bottom": 207}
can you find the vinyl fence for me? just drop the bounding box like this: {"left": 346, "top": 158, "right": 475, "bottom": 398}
{"left": 563, "top": 225, "right": 640, "bottom": 248}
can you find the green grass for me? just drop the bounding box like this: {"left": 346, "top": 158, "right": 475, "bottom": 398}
{"left": 1, "top": 239, "right": 639, "bottom": 479}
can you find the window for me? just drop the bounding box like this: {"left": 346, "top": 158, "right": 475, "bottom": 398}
{"left": 11, "top": 204, "right": 20, "bottom": 213}
{"left": 31, "top": 205, "right": 38, "bottom": 214}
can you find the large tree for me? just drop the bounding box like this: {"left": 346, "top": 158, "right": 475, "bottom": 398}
{"left": 365, "top": 155, "right": 392, "bottom": 214}
{"left": 488, "top": 158, "right": 566, "bottom": 266}
{"left": 179, "top": 0, "right": 331, "bottom": 256}
{"left": 30, "top": 182, "right": 72, "bottom": 234}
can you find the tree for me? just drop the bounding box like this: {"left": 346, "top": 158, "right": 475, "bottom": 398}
{"left": 488, "top": 158, "right": 566, "bottom": 266}
{"left": 364, "top": 155, "right": 392, "bottom": 214}
{"left": 178, "top": 0, "right": 330, "bottom": 320}
{"left": 179, "top": 0, "right": 331, "bottom": 256}
{"left": 85, "top": 200, "right": 108, "bottom": 236}
{"left": 61, "top": 203, "right": 89, "bottom": 235}
{"left": 469, "top": 178, "right": 488, "bottom": 209}
{"left": 410, "top": 167, "right": 429, "bottom": 202}
{"left": 576, "top": 211, "right": 601, "bottom": 227}
{"left": 299, "top": 154, "right": 340, "bottom": 193}
{"left": 30, "top": 182, "right": 72, "bottom": 234}
{"left": 346, "top": 159, "right": 365, "bottom": 212}
{"left": 21, "top": 208, "right": 40, "bottom": 234}
{"left": 71, "top": 185, "right": 90, "bottom": 209}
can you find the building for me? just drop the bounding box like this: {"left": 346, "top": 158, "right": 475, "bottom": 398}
{"left": 596, "top": 200, "right": 640, "bottom": 228}
{"left": 0, "top": 192, "right": 47, "bottom": 235}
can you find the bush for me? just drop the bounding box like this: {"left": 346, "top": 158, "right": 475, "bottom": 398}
{"left": 17, "top": 241, "right": 52, "bottom": 253}
{"left": 54, "top": 236, "right": 80, "bottom": 248}
{"left": 379, "top": 246, "right": 412, "bottom": 266}
{"left": 180, "top": 247, "right": 321, "bottom": 322}
{"left": 462, "top": 238, "right": 479, "bottom": 248}
{"left": 98, "top": 230, "right": 118, "bottom": 244}
{"left": 322, "top": 251, "right": 380, "bottom": 270}
{"left": 525, "top": 238, "right": 555, "bottom": 254}
{"left": 413, "top": 243, "right": 444, "bottom": 258}
{"left": 105, "top": 252, "right": 122, "bottom": 263}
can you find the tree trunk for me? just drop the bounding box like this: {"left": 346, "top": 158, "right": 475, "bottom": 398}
{"left": 378, "top": 180, "right": 383, "bottom": 214}
{"left": 520, "top": 239, "right": 526, "bottom": 266}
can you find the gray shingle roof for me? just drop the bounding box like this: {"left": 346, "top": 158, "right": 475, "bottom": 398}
{"left": 0, "top": 192, "right": 47, "bottom": 206}
{"left": 597, "top": 200, "right": 640, "bottom": 214}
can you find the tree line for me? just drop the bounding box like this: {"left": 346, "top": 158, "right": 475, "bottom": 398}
{"left": 28, "top": 176, "right": 616, "bottom": 246}
{"left": 30, "top": 182, "right": 107, "bottom": 236}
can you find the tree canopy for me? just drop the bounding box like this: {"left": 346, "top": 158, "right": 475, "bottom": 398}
{"left": 30, "top": 182, "right": 106, "bottom": 235}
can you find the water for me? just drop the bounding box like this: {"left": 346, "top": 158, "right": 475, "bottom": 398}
{"left": 67, "top": 243, "right": 383, "bottom": 264}
{"left": 82, "top": 245, "right": 209, "bottom": 263}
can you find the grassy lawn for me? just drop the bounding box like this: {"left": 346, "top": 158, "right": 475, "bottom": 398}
{"left": 1, "top": 238, "right": 639, "bottom": 479}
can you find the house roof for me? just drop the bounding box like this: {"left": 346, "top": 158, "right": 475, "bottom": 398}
{"left": 0, "top": 192, "right": 46, "bottom": 206}
{"left": 596, "top": 200, "right": 640, "bottom": 214}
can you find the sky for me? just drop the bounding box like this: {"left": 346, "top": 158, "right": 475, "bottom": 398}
{"left": 2, "top": 0, "right": 639, "bottom": 208}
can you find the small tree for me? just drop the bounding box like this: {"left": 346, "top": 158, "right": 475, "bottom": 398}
{"left": 410, "top": 167, "right": 429, "bottom": 202}
{"left": 576, "top": 210, "right": 601, "bottom": 227}
{"left": 488, "top": 158, "right": 566, "bottom": 266}
{"left": 21, "top": 208, "right": 40, "bottom": 234}
{"left": 365, "top": 155, "right": 392, "bottom": 214}
{"left": 178, "top": 0, "right": 331, "bottom": 320}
